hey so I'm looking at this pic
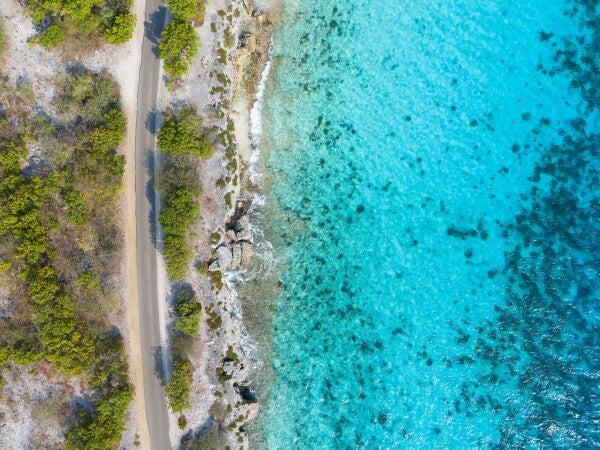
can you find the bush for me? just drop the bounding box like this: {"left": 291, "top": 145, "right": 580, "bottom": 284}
{"left": 158, "top": 187, "right": 199, "bottom": 280}
{"left": 37, "top": 25, "right": 64, "bottom": 48}
{"left": 159, "top": 19, "right": 199, "bottom": 79}
{"left": 157, "top": 107, "right": 212, "bottom": 158}
{"left": 166, "top": 0, "right": 205, "bottom": 23}
{"left": 76, "top": 271, "right": 100, "bottom": 292}
{"left": 64, "top": 386, "right": 133, "bottom": 450}
{"left": 102, "top": 11, "right": 136, "bottom": 45}
{"left": 0, "top": 71, "right": 133, "bottom": 448}
{"left": 26, "top": 0, "right": 135, "bottom": 48}
{"left": 174, "top": 289, "right": 201, "bottom": 335}
{"left": 165, "top": 359, "right": 192, "bottom": 412}
{"left": 64, "top": 191, "right": 88, "bottom": 226}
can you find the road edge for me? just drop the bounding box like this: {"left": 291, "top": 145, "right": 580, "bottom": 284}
{"left": 125, "top": 0, "right": 151, "bottom": 447}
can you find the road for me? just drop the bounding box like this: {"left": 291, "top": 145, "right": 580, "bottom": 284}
{"left": 134, "top": 0, "right": 171, "bottom": 448}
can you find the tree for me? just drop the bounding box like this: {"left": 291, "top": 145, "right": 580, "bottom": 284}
{"left": 157, "top": 107, "right": 212, "bottom": 158}
{"left": 37, "top": 25, "right": 64, "bottom": 48}
{"left": 26, "top": 0, "right": 135, "bottom": 47}
{"left": 174, "top": 290, "right": 201, "bottom": 335}
{"left": 102, "top": 11, "right": 136, "bottom": 45}
{"left": 165, "top": 359, "right": 192, "bottom": 412}
{"left": 65, "top": 386, "right": 133, "bottom": 450}
{"left": 165, "top": 0, "right": 205, "bottom": 23}
{"left": 159, "top": 19, "right": 199, "bottom": 79}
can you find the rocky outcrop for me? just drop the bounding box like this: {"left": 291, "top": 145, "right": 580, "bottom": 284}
{"left": 208, "top": 201, "right": 254, "bottom": 271}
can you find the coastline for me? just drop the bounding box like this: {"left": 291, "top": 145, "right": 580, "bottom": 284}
{"left": 159, "top": 0, "right": 281, "bottom": 447}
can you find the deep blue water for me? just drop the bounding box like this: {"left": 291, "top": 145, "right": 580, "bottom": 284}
{"left": 255, "top": 0, "right": 600, "bottom": 448}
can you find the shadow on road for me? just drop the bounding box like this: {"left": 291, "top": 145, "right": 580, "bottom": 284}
{"left": 144, "top": 7, "right": 168, "bottom": 59}
{"left": 145, "top": 109, "right": 160, "bottom": 134}
{"left": 153, "top": 344, "right": 168, "bottom": 385}
{"left": 144, "top": 149, "right": 159, "bottom": 247}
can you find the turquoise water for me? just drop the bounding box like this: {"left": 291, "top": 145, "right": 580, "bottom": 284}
{"left": 254, "top": 0, "right": 600, "bottom": 448}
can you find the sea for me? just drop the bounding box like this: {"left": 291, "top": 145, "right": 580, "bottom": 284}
{"left": 246, "top": 0, "right": 600, "bottom": 448}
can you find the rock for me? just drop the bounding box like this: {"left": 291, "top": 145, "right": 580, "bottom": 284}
{"left": 256, "top": 11, "right": 270, "bottom": 26}
{"left": 226, "top": 229, "right": 237, "bottom": 242}
{"left": 238, "top": 229, "right": 252, "bottom": 242}
{"left": 208, "top": 260, "right": 220, "bottom": 272}
{"left": 240, "top": 242, "right": 254, "bottom": 267}
{"left": 243, "top": 34, "right": 257, "bottom": 53}
{"left": 231, "top": 243, "right": 243, "bottom": 268}
{"left": 245, "top": 402, "right": 260, "bottom": 421}
{"left": 243, "top": 0, "right": 254, "bottom": 14}
{"left": 237, "top": 214, "right": 250, "bottom": 230}
{"left": 216, "top": 245, "right": 233, "bottom": 269}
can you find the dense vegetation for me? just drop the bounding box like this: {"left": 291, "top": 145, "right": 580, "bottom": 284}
{"left": 165, "top": 358, "right": 192, "bottom": 412}
{"left": 0, "top": 70, "right": 131, "bottom": 448}
{"left": 174, "top": 289, "right": 202, "bottom": 335}
{"left": 165, "top": 287, "right": 200, "bottom": 414}
{"left": 165, "top": 288, "right": 200, "bottom": 414}
{"left": 159, "top": 19, "right": 199, "bottom": 80}
{"left": 157, "top": 107, "right": 212, "bottom": 158}
{"left": 27, "top": 0, "right": 135, "bottom": 49}
{"left": 157, "top": 107, "right": 212, "bottom": 280}
{"left": 159, "top": 187, "right": 199, "bottom": 280}
{"left": 165, "top": 0, "right": 205, "bottom": 23}
{"left": 156, "top": 105, "right": 213, "bottom": 416}
{"left": 159, "top": 0, "right": 204, "bottom": 82}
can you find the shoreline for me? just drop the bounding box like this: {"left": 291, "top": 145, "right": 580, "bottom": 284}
{"left": 230, "top": 0, "right": 287, "bottom": 447}
{"left": 158, "top": 0, "right": 281, "bottom": 447}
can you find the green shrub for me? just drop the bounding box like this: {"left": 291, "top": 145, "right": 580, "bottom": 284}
{"left": 217, "top": 48, "right": 227, "bottom": 64}
{"left": 223, "top": 28, "right": 232, "bottom": 48}
{"left": 76, "top": 271, "right": 100, "bottom": 292}
{"left": 157, "top": 107, "right": 212, "bottom": 158}
{"left": 166, "top": 0, "right": 205, "bottom": 23}
{"left": 38, "top": 25, "right": 64, "bottom": 48}
{"left": 0, "top": 23, "right": 6, "bottom": 58}
{"left": 0, "top": 71, "right": 132, "bottom": 449}
{"left": 165, "top": 359, "right": 192, "bottom": 412}
{"left": 26, "top": 0, "right": 135, "bottom": 48}
{"left": 159, "top": 19, "right": 199, "bottom": 79}
{"left": 102, "top": 11, "right": 136, "bottom": 45}
{"left": 65, "top": 191, "right": 88, "bottom": 226}
{"left": 174, "top": 289, "right": 201, "bottom": 335}
{"left": 64, "top": 386, "right": 133, "bottom": 450}
{"left": 159, "top": 188, "right": 199, "bottom": 280}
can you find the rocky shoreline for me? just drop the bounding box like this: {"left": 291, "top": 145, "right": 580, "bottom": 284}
{"left": 159, "top": 0, "right": 277, "bottom": 447}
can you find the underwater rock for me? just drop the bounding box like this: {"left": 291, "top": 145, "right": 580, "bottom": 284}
{"left": 234, "top": 382, "right": 258, "bottom": 403}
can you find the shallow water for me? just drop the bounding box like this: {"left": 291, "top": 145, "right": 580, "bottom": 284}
{"left": 251, "top": 0, "right": 600, "bottom": 447}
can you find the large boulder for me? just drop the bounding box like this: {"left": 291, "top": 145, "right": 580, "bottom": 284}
{"left": 216, "top": 245, "right": 233, "bottom": 269}
{"left": 240, "top": 242, "right": 254, "bottom": 267}
{"left": 231, "top": 243, "right": 243, "bottom": 268}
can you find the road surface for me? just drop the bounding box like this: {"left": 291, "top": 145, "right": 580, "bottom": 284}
{"left": 134, "top": 1, "right": 171, "bottom": 448}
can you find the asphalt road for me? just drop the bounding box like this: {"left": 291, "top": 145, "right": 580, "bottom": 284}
{"left": 135, "top": 1, "right": 171, "bottom": 448}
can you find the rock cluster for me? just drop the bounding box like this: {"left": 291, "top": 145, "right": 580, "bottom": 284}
{"left": 209, "top": 202, "right": 254, "bottom": 271}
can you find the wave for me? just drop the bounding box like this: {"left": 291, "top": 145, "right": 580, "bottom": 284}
{"left": 248, "top": 37, "right": 273, "bottom": 186}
